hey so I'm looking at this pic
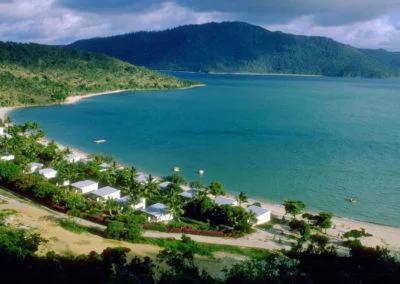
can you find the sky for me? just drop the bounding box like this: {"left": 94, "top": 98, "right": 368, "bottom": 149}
{"left": 1, "top": 0, "right": 400, "bottom": 51}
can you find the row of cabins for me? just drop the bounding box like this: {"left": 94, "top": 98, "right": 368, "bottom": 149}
{"left": 1, "top": 145, "right": 271, "bottom": 224}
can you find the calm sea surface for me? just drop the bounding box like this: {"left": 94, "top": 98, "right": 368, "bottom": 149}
{"left": 11, "top": 73, "right": 400, "bottom": 227}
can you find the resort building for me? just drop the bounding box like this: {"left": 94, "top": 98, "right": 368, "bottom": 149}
{"left": 158, "top": 181, "right": 171, "bottom": 191}
{"left": 99, "top": 162, "right": 111, "bottom": 172}
{"left": 142, "top": 203, "right": 173, "bottom": 222}
{"left": 179, "top": 188, "right": 198, "bottom": 199}
{"left": 246, "top": 205, "right": 271, "bottom": 225}
{"left": 71, "top": 179, "right": 98, "bottom": 194}
{"left": 63, "top": 154, "right": 81, "bottom": 163}
{"left": 135, "top": 174, "right": 157, "bottom": 184}
{"left": 213, "top": 196, "right": 238, "bottom": 206}
{"left": 117, "top": 196, "right": 146, "bottom": 210}
{"left": 0, "top": 153, "right": 15, "bottom": 161}
{"left": 0, "top": 128, "right": 12, "bottom": 138}
{"left": 28, "top": 162, "right": 43, "bottom": 173}
{"left": 90, "top": 186, "right": 121, "bottom": 201}
{"left": 38, "top": 168, "right": 57, "bottom": 179}
{"left": 81, "top": 158, "right": 93, "bottom": 164}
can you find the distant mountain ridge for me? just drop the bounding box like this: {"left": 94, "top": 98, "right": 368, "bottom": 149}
{"left": 68, "top": 21, "right": 400, "bottom": 78}
{"left": 0, "top": 42, "right": 195, "bottom": 106}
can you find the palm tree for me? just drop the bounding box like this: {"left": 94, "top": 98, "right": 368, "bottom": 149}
{"left": 141, "top": 174, "right": 160, "bottom": 199}
{"left": 104, "top": 198, "right": 119, "bottom": 217}
{"left": 165, "top": 192, "right": 184, "bottom": 221}
{"left": 235, "top": 191, "right": 248, "bottom": 207}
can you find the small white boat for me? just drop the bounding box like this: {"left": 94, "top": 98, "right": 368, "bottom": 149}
{"left": 347, "top": 197, "right": 357, "bottom": 203}
{"left": 173, "top": 166, "right": 180, "bottom": 172}
{"left": 198, "top": 169, "right": 205, "bottom": 175}
{"left": 94, "top": 139, "right": 106, "bottom": 144}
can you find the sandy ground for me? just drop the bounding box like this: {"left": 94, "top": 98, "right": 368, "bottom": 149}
{"left": 0, "top": 190, "right": 252, "bottom": 278}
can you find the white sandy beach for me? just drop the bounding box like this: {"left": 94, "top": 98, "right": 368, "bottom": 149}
{"left": 1, "top": 89, "right": 400, "bottom": 254}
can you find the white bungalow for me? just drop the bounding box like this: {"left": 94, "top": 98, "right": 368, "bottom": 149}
{"left": 179, "top": 188, "right": 198, "bottom": 199}
{"left": 81, "top": 158, "right": 93, "bottom": 164}
{"left": 63, "top": 154, "right": 81, "bottom": 163}
{"left": 38, "top": 168, "right": 57, "bottom": 179}
{"left": 213, "top": 196, "right": 238, "bottom": 206}
{"left": 246, "top": 205, "right": 271, "bottom": 225}
{"left": 117, "top": 196, "right": 146, "bottom": 210}
{"left": 99, "top": 162, "right": 111, "bottom": 172}
{"left": 71, "top": 179, "right": 98, "bottom": 194}
{"left": 0, "top": 153, "right": 15, "bottom": 161}
{"left": 135, "top": 174, "right": 157, "bottom": 184}
{"left": 28, "top": 162, "right": 43, "bottom": 173}
{"left": 158, "top": 181, "right": 171, "bottom": 191}
{"left": 90, "top": 186, "right": 121, "bottom": 201}
{"left": 0, "top": 128, "right": 11, "bottom": 138}
{"left": 142, "top": 203, "right": 173, "bottom": 222}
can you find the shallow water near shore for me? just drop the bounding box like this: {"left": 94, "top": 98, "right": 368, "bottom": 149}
{"left": 11, "top": 72, "right": 400, "bottom": 227}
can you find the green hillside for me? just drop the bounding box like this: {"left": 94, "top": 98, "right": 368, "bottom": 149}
{"left": 0, "top": 42, "right": 196, "bottom": 107}
{"left": 359, "top": 48, "right": 400, "bottom": 69}
{"left": 69, "top": 21, "right": 399, "bottom": 78}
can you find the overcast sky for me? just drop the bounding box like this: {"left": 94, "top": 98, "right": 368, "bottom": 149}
{"left": 1, "top": 0, "right": 400, "bottom": 51}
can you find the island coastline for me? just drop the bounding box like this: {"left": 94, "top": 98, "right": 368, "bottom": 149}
{"left": 1, "top": 87, "right": 400, "bottom": 254}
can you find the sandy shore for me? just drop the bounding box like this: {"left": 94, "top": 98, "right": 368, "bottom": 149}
{"left": 0, "top": 84, "right": 205, "bottom": 121}
{"left": 2, "top": 89, "right": 400, "bottom": 254}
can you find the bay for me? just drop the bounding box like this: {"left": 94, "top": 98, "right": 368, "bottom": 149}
{"left": 11, "top": 73, "right": 400, "bottom": 227}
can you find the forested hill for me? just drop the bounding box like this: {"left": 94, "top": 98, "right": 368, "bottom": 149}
{"left": 68, "top": 21, "right": 399, "bottom": 78}
{"left": 359, "top": 48, "right": 400, "bottom": 70}
{"left": 0, "top": 42, "right": 195, "bottom": 106}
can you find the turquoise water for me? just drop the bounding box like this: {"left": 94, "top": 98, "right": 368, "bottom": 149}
{"left": 11, "top": 73, "right": 400, "bottom": 227}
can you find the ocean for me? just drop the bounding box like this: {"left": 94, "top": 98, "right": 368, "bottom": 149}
{"left": 11, "top": 72, "right": 400, "bottom": 227}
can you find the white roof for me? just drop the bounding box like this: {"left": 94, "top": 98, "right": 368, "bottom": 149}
{"left": 246, "top": 205, "right": 271, "bottom": 217}
{"left": 91, "top": 186, "right": 120, "bottom": 197}
{"left": 39, "top": 168, "right": 57, "bottom": 174}
{"left": 143, "top": 203, "right": 169, "bottom": 216}
{"left": 100, "top": 162, "right": 111, "bottom": 168}
{"left": 159, "top": 181, "right": 171, "bottom": 188}
{"left": 213, "top": 196, "right": 237, "bottom": 206}
{"left": 135, "top": 174, "right": 149, "bottom": 183}
{"left": 117, "top": 195, "right": 130, "bottom": 204}
{"left": 71, "top": 179, "right": 97, "bottom": 188}
{"left": 180, "top": 188, "right": 198, "bottom": 199}
{"left": 64, "top": 154, "right": 80, "bottom": 160}
{"left": 29, "top": 162, "right": 43, "bottom": 167}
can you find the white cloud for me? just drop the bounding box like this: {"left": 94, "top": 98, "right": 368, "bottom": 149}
{"left": 265, "top": 15, "right": 400, "bottom": 51}
{"left": 0, "top": 0, "right": 399, "bottom": 50}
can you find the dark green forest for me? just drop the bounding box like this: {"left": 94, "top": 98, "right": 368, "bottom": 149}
{"left": 69, "top": 21, "right": 400, "bottom": 78}
{"left": 0, "top": 42, "right": 195, "bottom": 106}
{"left": 360, "top": 48, "right": 400, "bottom": 69}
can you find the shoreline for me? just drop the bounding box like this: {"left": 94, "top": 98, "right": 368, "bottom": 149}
{"left": 158, "top": 69, "right": 323, "bottom": 77}
{"left": 19, "top": 137, "right": 400, "bottom": 252}
{"left": 2, "top": 89, "right": 400, "bottom": 252}
{"left": 0, "top": 84, "right": 206, "bottom": 121}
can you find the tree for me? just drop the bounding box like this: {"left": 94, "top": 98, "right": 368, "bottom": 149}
{"left": 315, "top": 212, "right": 333, "bottom": 231}
{"left": 105, "top": 221, "right": 125, "bottom": 240}
{"left": 283, "top": 200, "right": 306, "bottom": 218}
{"left": 208, "top": 181, "right": 226, "bottom": 196}
{"left": 223, "top": 253, "right": 303, "bottom": 283}
{"left": 0, "top": 227, "right": 46, "bottom": 260}
{"left": 235, "top": 191, "right": 248, "bottom": 206}
{"left": 125, "top": 224, "right": 144, "bottom": 242}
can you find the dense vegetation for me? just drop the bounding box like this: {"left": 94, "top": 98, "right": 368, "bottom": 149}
{"left": 360, "top": 48, "right": 400, "bottom": 69}
{"left": 0, "top": 42, "right": 196, "bottom": 106}
{"left": 69, "top": 21, "right": 400, "bottom": 78}
{"left": 1, "top": 214, "right": 399, "bottom": 283}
